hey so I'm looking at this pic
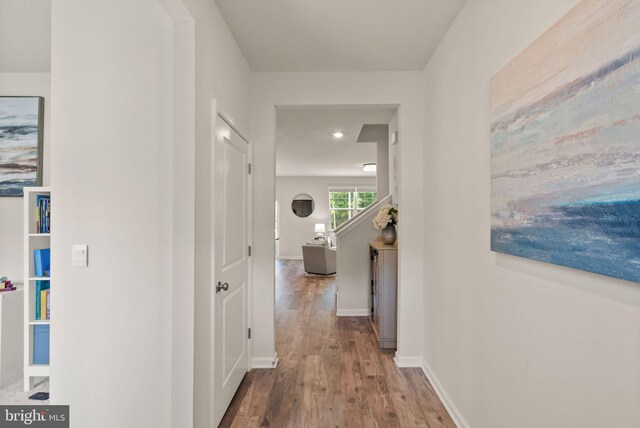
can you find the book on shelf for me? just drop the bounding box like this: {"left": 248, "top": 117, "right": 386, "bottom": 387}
{"left": 46, "top": 289, "right": 50, "bottom": 320}
{"left": 33, "top": 325, "right": 50, "bottom": 365}
{"left": 35, "top": 195, "right": 51, "bottom": 234}
{"left": 40, "top": 290, "right": 48, "bottom": 321}
{"left": 34, "top": 248, "right": 50, "bottom": 278}
{"left": 35, "top": 280, "right": 50, "bottom": 320}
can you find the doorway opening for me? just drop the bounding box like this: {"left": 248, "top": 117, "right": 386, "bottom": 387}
{"left": 273, "top": 103, "right": 400, "bottom": 371}
{"left": 273, "top": 105, "right": 398, "bottom": 262}
{"left": 219, "top": 103, "right": 454, "bottom": 426}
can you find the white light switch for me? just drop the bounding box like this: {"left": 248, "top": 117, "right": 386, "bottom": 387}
{"left": 72, "top": 244, "right": 88, "bottom": 267}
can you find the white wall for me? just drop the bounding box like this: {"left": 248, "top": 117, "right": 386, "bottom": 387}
{"left": 51, "top": 0, "right": 249, "bottom": 425}
{"left": 178, "top": 0, "right": 252, "bottom": 426}
{"left": 252, "top": 71, "right": 425, "bottom": 366}
{"left": 51, "top": 1, "right": 174, "bottom": 427}
{"left": 154, "top": 2, "right": 195, "bottom": 426}
{"left": 0, "top": 73, "right": 50, "bottom": 283}
{"left": 421, "top": 0, "right": 640, "bottom": 427}
{"left": 276, "top": 176, "right": 375, "bottom": 259}
{"left": 0, "top": 0, "right": 51, "bottom": 73}
{"left": 388, "top": 111, "right": 399, "bottom": 204}
{"left": 376, "top": 132, "right": 389, "bottom": 197}
{"left": 335, "top": 202, "right": 386, "bottom": 315}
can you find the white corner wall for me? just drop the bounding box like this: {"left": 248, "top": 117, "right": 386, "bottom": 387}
{"left": 376, "top": 134, "right": 389, "bottom": 198}
{"left": 276, "top": 176, "right": 375, "bottom": 259}
{"left": 421, "top": 0, "right": 640, "bottom": 427}
{"left": 51, "top": 0, "right": 249, "bottom": 426}
{"left": 0, "top": 73, "right": 50, "bottom": 282}
{"left": 51, "top": 1, "right": 174, "bottom": 427}
{"left": 178, "top": 1, "right": 252, "bottom": 427}
{"left": 335, "top": 206, "right": 383, "bottom": 316}
{"left": 252, "top": 71, "right": 424, "bottom": 366}
{"left": 388, "top": 111, "right": 399, "bottom": 204}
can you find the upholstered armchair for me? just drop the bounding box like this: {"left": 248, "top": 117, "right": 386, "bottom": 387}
{"left": 301, "top": 244, "right": 337, "bottom": 275}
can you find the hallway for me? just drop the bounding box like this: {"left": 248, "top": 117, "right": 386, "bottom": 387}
{"left": 220, "top": 260, "right": 454, "bottom": 427}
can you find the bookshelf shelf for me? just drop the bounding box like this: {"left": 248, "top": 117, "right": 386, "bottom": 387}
{"left": 23, "top": 187, "right": 51, "bottom": 391}
{"left": 26, "top": 365, "right": 50, "bottom": 377}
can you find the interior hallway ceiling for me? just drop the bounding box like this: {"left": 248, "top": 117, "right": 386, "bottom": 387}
{"left": 215, "top": 0, "right": 467, "bottom": 71}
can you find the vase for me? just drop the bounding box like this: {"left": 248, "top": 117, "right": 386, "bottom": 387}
{"left": 381, "top": 224, "right": 397, "bottom": 245}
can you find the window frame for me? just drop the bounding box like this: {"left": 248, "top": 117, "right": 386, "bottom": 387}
{"left": 328, "top": 186, "right": 377, "bottom": 230}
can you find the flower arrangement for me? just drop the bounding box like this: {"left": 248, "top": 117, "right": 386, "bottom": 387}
{"left": 372, "top": 204, "right": 398, "bottom": 230}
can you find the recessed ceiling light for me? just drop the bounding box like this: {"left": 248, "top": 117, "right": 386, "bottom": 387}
{"left": 331, "top": 131, "right": 344, "bottom": 139}
{"left": 363, "top": 163, "right": 376, "bottom": 172}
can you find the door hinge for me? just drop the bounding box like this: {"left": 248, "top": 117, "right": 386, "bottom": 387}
{"left": 248, "top": 245, "right": 252, "bottom": 256}
{"left": 248, "top": 328, "right": 252, "bottom": 339}
{"left": 248, "top": 163, "right": 252, "bottom": 174}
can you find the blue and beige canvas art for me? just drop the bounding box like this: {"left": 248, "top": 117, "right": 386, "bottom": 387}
{"left": 490, "top": 0, "right": 640, "bottom": 283}
{"left": 0, "top": 97, "right": 43, "bottom": 196}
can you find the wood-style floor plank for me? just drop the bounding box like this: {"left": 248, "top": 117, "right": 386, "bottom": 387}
{"left": 219, "top": 260, "right": 454, "bottom": 427}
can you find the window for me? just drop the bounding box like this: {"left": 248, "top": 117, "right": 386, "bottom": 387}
{"left": 329, "top": 188, "right": 377, "bottom": 229}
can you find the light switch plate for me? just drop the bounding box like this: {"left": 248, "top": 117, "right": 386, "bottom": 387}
{"left": 72, "top": 244, "right": 88, "bottom": 267}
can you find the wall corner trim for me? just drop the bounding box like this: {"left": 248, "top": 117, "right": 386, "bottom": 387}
{"left": 336, "top": 309, "right": 370, "bottom": 317}
{"left": 421, "top": 359, "right": 470, "bottom": 428}
{"left": 251, "top": 353, "right": 279, "bottom": 369}
{"left": 393, "top": 354, "right": 422, "bottom": 367}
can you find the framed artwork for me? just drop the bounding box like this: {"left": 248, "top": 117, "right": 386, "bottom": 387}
{"left": 490, "top": 0, "right": 640, "bottom": 283}
{"left": 0, "top": 96, "right": 44, "bottom": 197}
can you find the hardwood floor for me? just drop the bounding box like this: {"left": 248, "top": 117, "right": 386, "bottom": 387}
{"left": 219, "top": 259, "right": 455, "bottom": 428}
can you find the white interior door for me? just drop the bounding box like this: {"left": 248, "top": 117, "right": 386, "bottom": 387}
{"left": 212, "top": 114, "right": 250, "bottom": 426}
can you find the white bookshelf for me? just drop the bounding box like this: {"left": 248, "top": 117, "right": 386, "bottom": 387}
{"left": 23, "top": 187, "right": 51, "bottom": 391}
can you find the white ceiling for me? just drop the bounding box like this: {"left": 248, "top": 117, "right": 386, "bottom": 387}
{"left": 215, "top": 0, "right": 466, "bottom": 71}
{"left": 276, "top": 106, "right": 396, "bottom": 177}
{"left": 0, "top": 0, "right": 51, "bottom": 72}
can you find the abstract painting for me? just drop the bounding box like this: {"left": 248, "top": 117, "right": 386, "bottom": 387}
{"left": 0, "top": 97, "right": 44, "bottom": 196}
{"left": 490, "top": 0, "right": 640, "bottom": 283}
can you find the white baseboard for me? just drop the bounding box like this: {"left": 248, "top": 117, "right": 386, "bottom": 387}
{"left": 251, "top": 353, "right": 279, "bottom": 369}
{"left": 277, "top": 256, "right": 303, "bottom": 260}
{"left": 336, "top": 308, "right": 370, "bottom": 317}
{"left": 421, "top": 359, "right": 469, "bottom": 428}
{"left": 393, "top": 353, "right": 422, "bottom": 367}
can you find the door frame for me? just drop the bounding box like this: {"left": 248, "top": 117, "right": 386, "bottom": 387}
{"left": 252, "top": 86, "right": 422, "bottom": 368}
{"left": 210, "top": 99, "right": 254, "bottom": 419}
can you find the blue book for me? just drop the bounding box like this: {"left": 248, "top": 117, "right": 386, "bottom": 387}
{"left": 34, "top": 280, "right": 50, "bottom": 320}
{"left": 36, "top": 195, "right": 44, "bottom": 233}
{"left": 45, "top": 198, "right": 50, "bottom": 233}
{"left": 33, "top": 325, "right": 50, "bottom": 365}
{"left": 43, "top": 198, "right": 47, "bottom": 233}
{"left": 35, "top": 195, "right": 51, "bottom": 233}
{"left": 46, "top": 198, "right": 50, "bottom": 233}
{"left": 34, "top": 248, "right": 50, "bottom": 277}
